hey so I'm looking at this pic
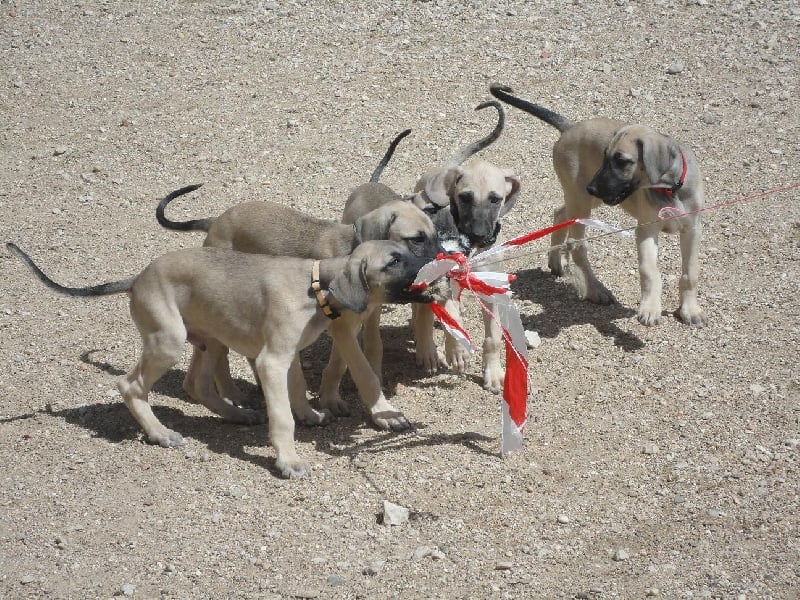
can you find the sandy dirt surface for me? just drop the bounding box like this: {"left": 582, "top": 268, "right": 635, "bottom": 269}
{"left": 1, "top": 1, "right": 798, "bottom": 598}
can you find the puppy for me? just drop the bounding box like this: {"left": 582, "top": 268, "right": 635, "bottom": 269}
{"left": 7, "top": 240, "right": 443, "bottom": 478}
{"left": 344, "top": 101, "right": 522, "bottom": 391}
{"left": 491, "top": 84, "right": 706, "bottom": 327}
{"left": 157, "top": 185, "right": 441, "bottom": 429}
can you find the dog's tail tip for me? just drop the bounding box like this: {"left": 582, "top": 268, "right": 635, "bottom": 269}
{"left": 489, "top": 83, "right": 514, "bottom": 95}
{"left": 6, "top": 241, "right": 23, "bottom": 257}
{"left": 474, "top": 99, "right": 503, "bottom": 113}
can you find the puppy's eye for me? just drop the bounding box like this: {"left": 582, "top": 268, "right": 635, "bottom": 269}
{"left": 384, "top": 253, "right": 402, "bottom": 270}
{"left": 422, "top": 205, "right": 440, "bottom": 215}
{"left": 458, "top": 191, "right": 474, "bottom": 204}
{"left": 488, "top": 192, "right": 503, "bottom": 204}
{"left": 405, "top": 233, "right": 426, "bottom": 244}
{"left": 613, "top": 153, "right": 633, "bottom": 168}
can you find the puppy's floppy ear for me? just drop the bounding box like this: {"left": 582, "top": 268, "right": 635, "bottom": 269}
{"left": 329, "top": 258, "right": 370, "bottom": 314}
{"left": 639, "top": 134, "right": 679, "bottom": 186}
{"left": 353, "top": 208, "right": 396, "bottom": 243}
{"left": 499, "top": 170, "right": 522, "bottom": 217}
{"left": 423, "top": 166, "right": 463, "bottom": 208}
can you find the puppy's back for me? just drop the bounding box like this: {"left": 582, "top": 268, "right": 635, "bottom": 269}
{"left": 202, "top": 201, "right": 352, "bottom": 258}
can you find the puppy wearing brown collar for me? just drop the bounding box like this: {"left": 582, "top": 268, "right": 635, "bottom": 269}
{"left": 7, "top": 240, "right": 444, "bottom": 478}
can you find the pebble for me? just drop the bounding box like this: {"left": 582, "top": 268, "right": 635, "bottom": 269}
{"left": 495, "top": 561, "right": 513, "bottom": 570}
{"left": 749, "top": 383, "right": 765, "bottom": 396}
{"left": 326, "top": 575, "right": 346, "bottom": 587}
{"left": 701, "top": 113, "right": 717, "bottom": 125}
{"left": 430, "top": 548, "right": 445, "bottom": 560}
{"left": 557, "top": 514, "right": 570, "bottom": 524}
{"left": 362, "top": 559, "right": 385, "bottom": 576}
{"left": 666, "top": 62, "right": 684, "bottom": 74}
{"left": 227, "top": 485, "right": 246, "bottom": 499}
{"left": 53, "top": 147, "right": 68, "bottom": 156}
{"left": 646, "top": 588, "right": 661, "bottom": 597}
{"left": 20, "top": 575, "right": 36, "bottom": 584}
{"left": 613, "top": 548, "right": 630, "bottom": 561}
{"left": 412, "top": 546, "right": 432, "bottom": 560}
{"left": 382, "top": 500, "right": 409, "bottom": 526}
{"left": 120, "top": 583, "right": 136, "bottom": 596}
{"left": 642, "top": 443, "right": 659, "bottom": 455}
{"left": 524, "top": 330, "right": 542, "bottom": 348}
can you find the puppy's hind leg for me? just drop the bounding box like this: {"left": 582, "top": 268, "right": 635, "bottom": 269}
{"left": 190, "top": 340, "right": 266, "bottom": 425}
{"left": 548, "top": 204, "right": 569, "bottom": 276}
{"left": 562, "top": 191, "right": 614, "bottom": 305}
{"left": 319, "top": 341, "right": 352, "bottom": 417}
{"left": 117, "top": 325, "right": 187, "bottom": 448}
{"left": 289, "top": 354, "right": 332, "bottom": 426}
{"left": 412, "top": 303, "right": 444, "bottom": 373}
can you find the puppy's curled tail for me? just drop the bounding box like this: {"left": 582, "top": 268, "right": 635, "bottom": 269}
{"left": 369, "top": 129, "right": 412, "bottom": 183}
{"left": 155, "top": 183, "right": 213, "bottom": 232}
{"left": 489, "top": 84, "right": 573, "bottom": 133}
{"left": 446, "top": 99, "right": 505, "bottom": 167}
{"left": 6, "top": 242, "right": 134, "bottom": 297}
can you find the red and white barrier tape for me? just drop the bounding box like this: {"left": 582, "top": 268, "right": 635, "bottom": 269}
{"left": 412, "top": 182, "right": 800, "bottom": 455}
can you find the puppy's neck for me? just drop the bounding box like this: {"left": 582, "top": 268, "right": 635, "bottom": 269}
{"left": 315, "top": 224, "right": 359, "bottom": 256}
{"left": 315, "top": 255, "right": 348, "bottom": 289}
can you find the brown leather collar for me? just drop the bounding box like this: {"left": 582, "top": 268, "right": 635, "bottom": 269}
{"left": 311, "top": 261, "right": 340, "bottom": 320}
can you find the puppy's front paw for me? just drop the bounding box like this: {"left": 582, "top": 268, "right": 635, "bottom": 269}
{"left": 319, "top": 392, "right": 351, "bottom": 417}
{"left": 371, "top": 410, "right": 412, "bottom": 432}
{"left": 226, "top": 406, "right": 266, "bottom": 425}
{"left": 548, "top": 249, "right": 565, "bottom": 277}
{"left": 676, "top": 303, "right": 707, "bottom": 328}
{"left": 276, "top": 457, "right": 310, "bottom": 479}
{"left": 444, "top": 335, "right": 471, "bottom": 374}
{"left": 483, "top": 363, "right": 504, "bottom": 394}
{"left": 148, "top": 429, "right": 185, "bottom": 448}
{"left": 415, "top": 341, "right": 442, "bottom": 374}
{"left": 297, "top": 408, "right": 334, "bottom": 427}
{"left": 584, "top": 283, "right": 615, "bottom": 305}
{"left": 637, "top": 300, "right": 662, "bottom": 327}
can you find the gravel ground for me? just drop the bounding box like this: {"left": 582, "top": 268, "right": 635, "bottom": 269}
{"left": 1, "top": 1, "right": 799, "bottom": 598}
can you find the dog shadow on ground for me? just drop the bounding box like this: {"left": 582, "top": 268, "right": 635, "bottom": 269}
{"left": 72, "top": 343, "right": 497, "bottom": 477}
{"left": 512, "top": 267, "right": 644, "bottom": 352}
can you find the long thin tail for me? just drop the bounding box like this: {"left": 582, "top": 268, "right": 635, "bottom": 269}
{"left": 446, "top": 100, "right": 506, "bottom": 166}
{"left": 6, "top": 242, "right": 134, "bottom": 297}
{"left": 489, "top": 84, "right": 573, "bottom": 133}
{"left": 155, "top": 183, "right": 213, "bottom": 232}
{"left": 369, "top": 129, "right": 412, "bottom": 183}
